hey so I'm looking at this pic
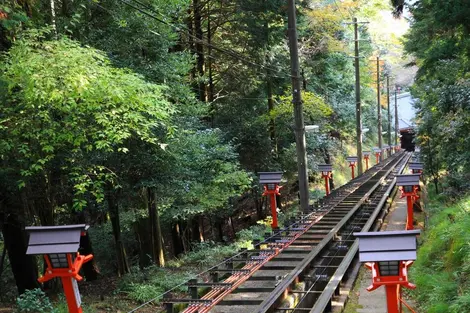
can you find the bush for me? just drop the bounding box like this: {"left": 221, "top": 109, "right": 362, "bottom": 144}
{"left": 118, "top": 266, "right": 193, "bottom": 303}
{"left": 411, "top": 193, "right": 470, "bottom": 312}
{"left": 16, "top": 289, "right": 57, "bottom": 313}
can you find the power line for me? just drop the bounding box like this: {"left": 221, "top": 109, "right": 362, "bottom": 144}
{"left": 90, "top": 0, "right": 290, "bottom": 82}
{"left": 116, "top": 0, "right": 291, "bottom": 78}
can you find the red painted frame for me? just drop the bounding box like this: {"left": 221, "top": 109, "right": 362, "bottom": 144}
{"left": 262, "top": 184, "right": 281, "bottom": 228}
{"left": 365, "top": 261, "right": 416, "bottom": 313}
{"left": 39, "top": 252, "right": 93, "bottom": 313}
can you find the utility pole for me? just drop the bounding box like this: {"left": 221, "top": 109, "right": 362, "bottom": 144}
{"left": 387, "top": 76, "right": 392, "bottom": 148}
{"left": 288, "top": 0, "right": 309, "bottom": 212}
{"left": 376, "top": 56, "right": 383, "bottom": 159}
{"left": 395, "top": 87, "right": 399, "bottom": 146}
{"left": 353, "top": 17, "right": 363, "bottom": 175}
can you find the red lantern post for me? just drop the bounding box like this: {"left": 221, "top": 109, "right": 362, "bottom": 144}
{"left": 259, "top": 172, "right": 283, "bottom": 229}
{"left": 355, "top": 230, "right": 421, "bottom": 313}
{"left": 397, "top": 174, "right": 421, "bottom": 230}
{"left": 26, "top": 225, "right": 94, "bottom": 313}
{"left": 363, "top": 151, "right": 371, "bottom": 171}
{"left": 318, "top": 164, "right": 333, "bottom": 196}
{"left": 373, "top": 147, "right": 381, "bottom": 164}
{"left": 346, "top": 156, "right": 358, "bottom": 179}
{"left": 365, "top": 261, "right": 416, "bottom": 312}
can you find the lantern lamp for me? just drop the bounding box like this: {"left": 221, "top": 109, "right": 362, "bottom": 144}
{"left": 378, "top": 261, "right": 400, "bottom": 276}
{"left": 259, "top": 172, "right": 283, "bottom": 229}
{"left": 48, "top": 253, "right": 72, "bottom": 268}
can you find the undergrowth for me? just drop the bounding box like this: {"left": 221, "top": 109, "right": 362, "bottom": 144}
{"left": 117, "top": 218, "right": 273, "bottom": 304}
{"left": 411, "top": 191, "right": 470, "bottom": 312}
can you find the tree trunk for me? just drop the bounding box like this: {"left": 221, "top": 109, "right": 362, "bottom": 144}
{"left": 79, "top": 232, "right": 100, "bottom": 281}
{"left": 228, "top": 216, "right": 236, "bottom": 238}
{"left": 77, "top": 211, "right": 100, "bottom": 280}
{"left": 426, "top": 140, "right": 439, "bottom": 194}
{"left": 216, "top": 218, "right": 224, "bottom": 242}
{"left": 267, "top": 78, "right": 277, "bottom": 154}
{"left": 207, "top": 14, "right": 215, "bottom": 126}
{"left": 1, "top": 214, "right": 40, "bottom": 294}
{"left": 254, "top": 188, "right": 265, "bottom": 220}
{"left": 180, "top": 222, "right": 189, "bottom": 252}
{"left": 0, "top": 241, "right": 7, "bottom": 280}
{"left": 190, "top": 216, "right": 203, "bottom": 243}
{"left": 264, "top": 7, "right": 277, "bottom": 155}
{"left": 107, "top": 192, "right": 130, "bottom": 276}
{"left": 148, "top": 188, "right": 164, "bottom": 267}
{"left": 50, "top": 0, "right": 58, "bottom": 38}
{"left": 62, "top": 0, "right": 69, "bottom": 17}
{"left": 186, "top": 8, "right": 195, "bottom": 80}
{"left": 135, "top": 217, "right": 151, "bottom": 268}
{"left": 193, "top": 0, "right": 205, "bottom": 102}
{"left": 302, "top": 68, "right": 307, "bottom": 90}
{"left": 171, "top": 223, "right": 184, "bottom": 257}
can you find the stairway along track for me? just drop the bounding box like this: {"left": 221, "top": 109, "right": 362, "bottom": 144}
{"left": 162, "top": 151, "right": 411, "bottom": 313}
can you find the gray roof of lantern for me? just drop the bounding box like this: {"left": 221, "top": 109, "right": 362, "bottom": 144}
{"left": 354, "top": 230, "right": 420, "bottom": 262}
{"left": 26, "top": 224, "right": 88, "bottom": 255}
{"left": 258, "top": 172, "right": 283, "bottom": 184}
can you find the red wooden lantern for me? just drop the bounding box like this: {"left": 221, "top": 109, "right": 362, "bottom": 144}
{"left": 373, "top": 147, "right": 381, "bottom": 164}
{"left": 259, "top": 172, "right": 283, "bottom": 229}
{"left": 396, "top": 174, "right": 421, "bottom": 230}
{"left": 409, "top": 162, "right": 423, "bottom": 175}
{"left": 346, "top": 156, "right": 358, "bottom": 179}
{"left": 363, "top": 151, "right": 371, "bottom": 171}
{"left": 355, "top": 230, "right": 421, "bottom": 313}
{"left": 318, "top": 164, "right": 333, "bottom": 196}
{"left": 26, "top": 225, "right": 93, "bottom": 313}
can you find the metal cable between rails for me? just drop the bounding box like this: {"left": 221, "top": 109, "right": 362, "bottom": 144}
{"left": 127, "top": 154, "right": 403, "bottom": 312}
{"left": 251, "top": 153, "right": 406, "bottom": 313}
{"left": 291, "top": 153, "right": 409, "bottom": 312}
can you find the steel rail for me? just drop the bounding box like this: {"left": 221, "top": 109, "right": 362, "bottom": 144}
{"left": 176, "top": 156, "right": 394, "bottom": 313}
{"left": 255, "top": 152, "right": 406, "bottom": 313}
{"left": 309, "top": 152, "right": 411, "bottom": 312}
{"left": 158, "top": 153, "right": 404, "bottom": 313}
{"left": 278, "top": 153, "right": 409, "bottom": 312}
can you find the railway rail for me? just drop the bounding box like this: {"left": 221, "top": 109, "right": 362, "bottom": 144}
{"left": 162, "top": 151, "right": 411, "bottom": 313}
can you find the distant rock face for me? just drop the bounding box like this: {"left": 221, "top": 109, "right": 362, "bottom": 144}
{"left": 393, "top": 63, "right": 418, "bottom": 87}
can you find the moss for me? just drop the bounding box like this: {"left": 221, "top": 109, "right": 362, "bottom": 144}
{"left": 343, "top": 269, "right": 364, "bottom": 313}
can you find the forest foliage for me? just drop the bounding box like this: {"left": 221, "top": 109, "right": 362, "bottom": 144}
{"left": 405, "top": 0, "right": 470, "bottom": 195}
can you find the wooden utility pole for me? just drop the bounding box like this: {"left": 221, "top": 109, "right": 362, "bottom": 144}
{"left": 395, "top": 87, "right": 399, "bottom": 146}
{"left": 288, "top": 0, "right": 309, "bottom": 212}
{"left": 387, "top": 76, "right": 392, "bottom": 148}
{"left": 353, "top": 17, "right": 363, "bottom": 175}
{"left": 376, "top": 56, "right": 383, "bottom": 159}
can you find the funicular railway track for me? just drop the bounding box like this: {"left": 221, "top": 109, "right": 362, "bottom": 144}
{"left": 162, "top": 151, "right": 411, "bottom": 313}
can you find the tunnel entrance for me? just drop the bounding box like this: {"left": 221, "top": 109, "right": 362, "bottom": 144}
{"left": 400, "top": 128, "right": 415, "bottom": 151}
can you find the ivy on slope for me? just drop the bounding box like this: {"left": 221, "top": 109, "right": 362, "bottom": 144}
{"left": 412, "top": 194, "right": 470, "bottom": 313}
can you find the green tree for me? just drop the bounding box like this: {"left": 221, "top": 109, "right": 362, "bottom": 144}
{"left": 0, "top": 29, "right": 174, "bottom": 283}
